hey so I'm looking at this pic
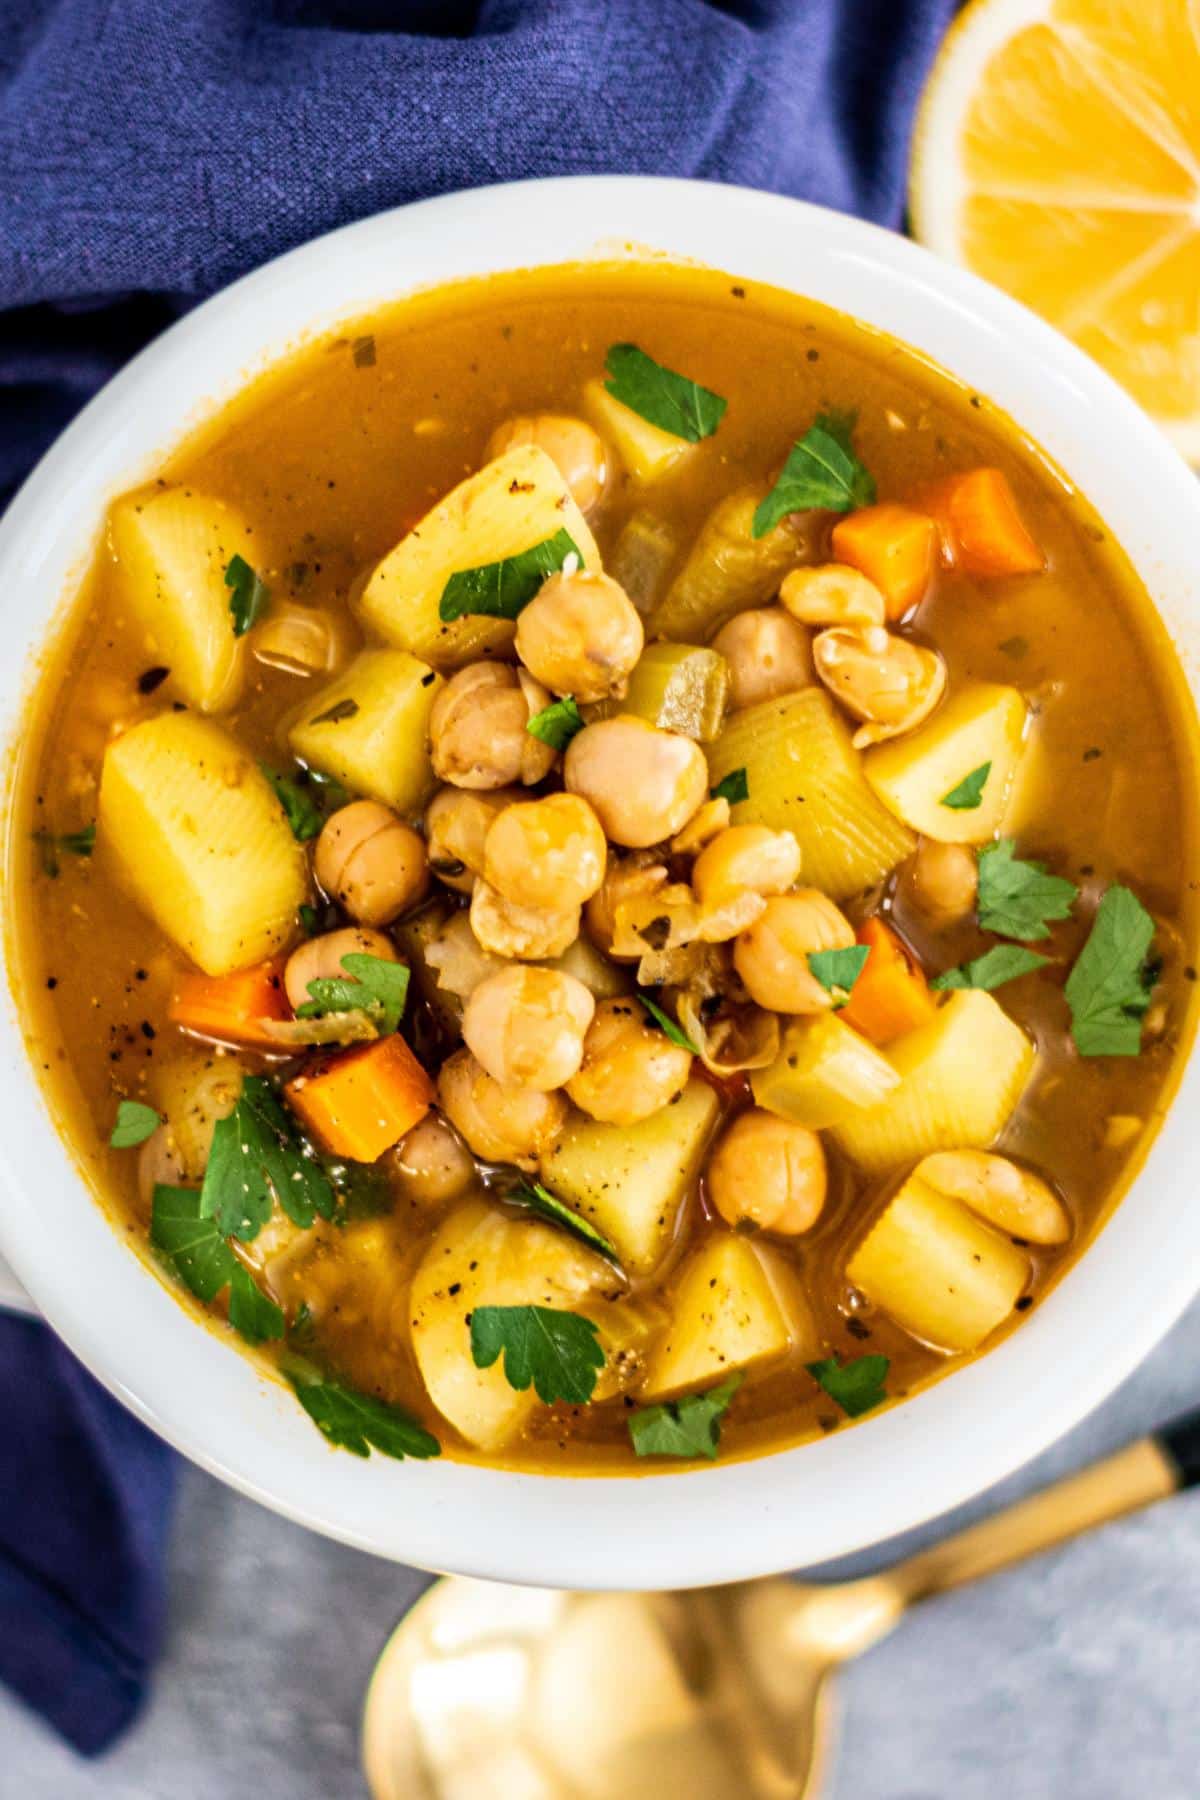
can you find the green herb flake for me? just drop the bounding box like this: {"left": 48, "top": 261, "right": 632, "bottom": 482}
{"left": 200, "top": 1075, "right": 336, "bottom": 1241}
{"left": 439, "top": 528, "right": 582, "bottom": 623}
{"left": 637, "top": 993, "right": 699, "bottom": 1054}
{"left": 288, "top": 1371, "right": 440, "bottom": 1460}
{"left": 224, "top": 554, "right": 271, "bottom": 637}
{"left": 603, "top": 343, "right": 727, "bottom": 444}
{"left": 628, "top": 1375, "right": 742, "bottom": 1461}
{"left": 151, "top": 1185, "right": 237, "bottom": 1303}
{"left": 997, "top": 635, "right": 1029, "bottom": 660}
{"left": 807, "top": 944, "right": 870, "bottom": 1008}
{"left": 976, "top": 839, "right": 1078, "bottom": 941}
{"left": 1065, "top": 884, "right": 1157, "bottom": 1057}
{"left": 309, "top": 697, "right": 359, "bottom": 726}
{"left": 351, "top": 334, "right": 377, "bottom": 369}
{"left": 932, "top": 944, "right": 1051, "bottom": 992}
{"left": 807, "top": 1352, "right": 890, "bottom": 1419}
{"left": 710, "top": 767, "right": 749, "bottom": 805}
{"left": 298, "top": 903, "right": 321, "bottom": 938}
{"left": 227, "top": 1263, "right": 285, "bottom": 1344}
{"left": 752, "top": 411, "right": 876, "bottom": 538}
{"left": 110, "top": 1099, "right": 161, "bottom": 1149}
{"left": 34, "top": 823, "right": 96, "bottom": 877}
{"left": 505, "top": 1179, "right": 620, "bottom": 1264}
{"left": 526, "top": 694, "right": 584, "bottom": 751}
{"left": 469, "top": 1305, "right": 605, "bottom": 1405}
{"left": 296, "top": 953, "right": 410, "bottom": 1036}
{"left": 940, "top": 761, "right": 991, "bottom": 811}
{"left": 259, "top": 762, "right": 324, "bottom": 842}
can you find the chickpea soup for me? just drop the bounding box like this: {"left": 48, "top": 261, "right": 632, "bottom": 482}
{"left": 9, "top": 263, "right": 1198, "bottom": 1473}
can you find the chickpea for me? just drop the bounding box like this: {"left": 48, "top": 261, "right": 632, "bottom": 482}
{"left": 901, "top": 838, "right": 979, "bottom": 928}
{"left": 485, "top": 414, "right": 609, "bottom": 516}
{"left": 463, "top": 966, "right": 595, "bottom": 1090}
{"left": 314, "top": 800, "right": 429, "bottom": 925}
{"left": 733, "top": 890, "right": 854, "bottom": 1013}
{"left": 470, "top": 878, "right": 580, "bottom": 960}
{"left": 137, "top": 1123, "right": 184, "bottom": 1212}
{"left": 514, "top": 570, "right": 644, "bottom": 702}
{"left": 693, "top": 825, "right": 801, "bottom": 909}
{"left": 429, "top": 663, "right": 556, "bottom": 789}
{"left": 564, "top": 715, "right": 708, "bottom": 848}
{"left": 779, "top": 563, "right": 887, "bottom": 627}
{"left": 284, "top": 926, "right": 397, "bottom": 1013}
{"left": 920, "top": 1151, "right": 1069, "bottom": 1246}
{"left": 391, "top": 1112, "right": 477, "bottom": 1207}
{"left": 437, "top": 1047, "right": 567, "bottom": 1170}
{"left": 566, "top": 997, "right": 693, "bottom": 1125}
{"left": 483, "top": 793, "right": 607, "bottom": 913}
{"left": 812, "top": 625, "right": 946, "bottom": 749}
{"left": 707, "top": 1110, "right": 827, "bottom": 1235}
{"left": 711, "top": 608, "right": 813, "bottom": 711}
{"left": 584, "top": 855, "right": 669, "bottom": 960}
{"left": 424, "top": 786, "right": 518, "bottom": 893}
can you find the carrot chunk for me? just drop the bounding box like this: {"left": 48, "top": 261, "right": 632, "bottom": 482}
{"left": 169, "top": 957, "right": 291, "bottom": 1048}
{"left": 285, "top": 1035, "right": 434, "bottom": 1162}
{"left": 916, "top": 468, "right": 1045, "bottom": 578}
{"left": 831, "top": 503, "right": 937, "bottom": 619}
{"left": 840, "top": 917, "right": 937, "bottom": 1046}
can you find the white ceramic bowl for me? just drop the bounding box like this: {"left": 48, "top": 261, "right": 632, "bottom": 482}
{"left": 1, "top": 177, "right": 1198, "bottom": 1591}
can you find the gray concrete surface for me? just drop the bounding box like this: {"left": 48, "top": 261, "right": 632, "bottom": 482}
{"left": 4, "top": 1295, "right": 1200, "bottom": 1799}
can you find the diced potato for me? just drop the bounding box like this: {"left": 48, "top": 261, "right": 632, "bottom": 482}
{"left": 153, "top": 1046, "right": 246, "bottom": 1177}
{"left": 539, "top": 1078, "right": 720, "bottom": 1276}
{"left": 624, "top": 642, "right": 731, "bottom": 740}
{"left": 586, "top": 1294, "right": 671, "bottom": 1401}
{"left": 706, "top": 688, "right": 915, "bottom": 898}
{"left": 608, "top": 510, "right": 682, "bottom": 614}
{"left": 409, "top": 1198, "right": 610, "bottom": 1450}
{"left": 847, "top": 1172, "right": 1029, "bottom": 1352}
{"left": 583, "top": 378, "right": 694, "bottom": 484}
{"left": 542, "top": 932, "right": 632, "bottom": 1001}
{"left": 289, "top": 649, "right": 442, "bottom": 814}
{"left": 392, "top": 900, "right": 462, "bottom": 1036}
{"left": 832, "top": 989, "right": 1035, "bottom": 1176}
{"left": 109, "top": 485, "right": 259, "bottom": 714}
{"left": 357, "top": 445, "right": 602, "bottom": 669}
{"left": 864, "top": 681, "right": 1028, "bottom": 844}
{"left": 751, "top": 1014, "right": 900, "bottom": 1130}
{"left": 650, "top": 486, "right": 800, "bottom": 641}
{"left": 98, "top": 713, "right": 307, "bottom": 975}
{"left": 641, "top": 1234, "right": 815, "bottom": 1400}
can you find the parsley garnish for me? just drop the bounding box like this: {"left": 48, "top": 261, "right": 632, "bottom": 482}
{"left": 259, "top": 762, "right": 324, "bottom": 842}
{"left": 110, "top": 1099, "right": 160, "bottom": 1148}
{"left": 932, "top": 945, "right": 1050, "bottom": 992}
{"left": 200, "top": 1076, "right": 336, "bottom": 1241}
{"left": 227, "top": 1263, "right": 286, "bottom": 1345}
{"left": 752, "top": 411, "right": 876, "bottom": 538}
{"left": 470, "top": 1305, "right": 605, "bottom": 1405}
{"left": 288, "top": 1371, "right": 440, "bottom": 1460}
{"left": 807, "top": 944, "right": 870, "bottom": 1008}
{"left": 637, "top": 993, "right": 699, "bottom": 1053}
{"left": 296, "top": 953, "right": 410, "bottom": 1035}
{"left": 940, "top": 762, "right": 991, "bottom": 810}
{"left": 1065, "top": 884, "right": 1156, "bottom": 1057}
{"left": 351, "top": 333, "right": 377, "bottom": 369}
{"left": 710, "top": 767, "right": 749, "bottom": 805}
{"left": 505, "top": 1179, "right": 620, "bottom": 1263}
{"left": 526, "top": 694, "right": 584, "bottom": 750}
{"left": 309, "top": 697, "right": 359, "bottom": 726}
{"left": 602, "top": 343, "right": 727, "bottom": 444}
{"left": 628, "top": 1374, "right": 742, "bottom": 1461}
{"left": 224, "top": 554, "right": 270, "bottom": 636}
{"left": 807, "top": 1352, "right": 889, "bottom": 1418}
{"left": 150, "top": 1185, "right": 283, "bottom": 1344}
{"left": 976, "top": 839, "right": 1078, "bottom": 941}
{"left": 439, "top": 529, "right": 582, "bottom": 623}
{"left": 298, "top": 903, "right": 321, "bottom": 937}
{"left": 34, "top": 823, "right": 95, "bottom": 876}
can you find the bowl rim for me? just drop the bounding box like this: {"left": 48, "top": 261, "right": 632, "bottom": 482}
{"left": 2, "top": 173, "right": 1199, "bottom": 1591}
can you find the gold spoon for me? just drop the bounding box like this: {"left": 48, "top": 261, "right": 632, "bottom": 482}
{"left": 362, "top": 1408, "right": 1200, "bottom": 1800}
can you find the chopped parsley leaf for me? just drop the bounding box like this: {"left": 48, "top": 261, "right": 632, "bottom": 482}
{"left": 439, "top": 529, "right": 582, "bottom": 623}
{"left": 637, "top": 993, "right": 699, "bottom": 1053}
{"left": 931, "top": 944, "right": 1050, "bottom": 992}
{"left": 259, "top": 762, "right": 324, "bottom": 841}
{"left": 288, "top": 1371, "right": 440, "bottom": 1460}
{"left": 296, "top": 953, "right": 410, "bottom": 1036}
{"left": 225, "top": 554, "right": 270, "bottom": 636}
{"left": 940, "top": 761, "right": 991, "bottom": 811}
{"left": 309, "top": 697, "right": 359, "bottom": 726}
{"left": 976, "top": 839, "right": 1078, "bottom": 941}
{"left": 752, "top": 411, "right": 876, "bottom": 538}
{"left": 602, "top": 343, "right": 726, "bottom": 443}
{"left": 200, "top": 1075, "right": 336, "bottom": 1241}
{"left": 807, "top": 944, "right": 870, "bottom": 1008}
{"left": 628, "top": 1375, "right": 742, "bottom": 1460}
{"left": 807, "top": 1352, "right": 889, "bottom": 1418}
{"left": 150, "top": 1184, "right": 282, "bottom": 1345}
{"left": 34, "top": 823, "right": 95, "bottom": 876}
{"left": 110, "top": 1099, "right": 161, "bottom": 1148}
{"left": 469, "top": 1304, "right": 605, "bottom": 1405}
{"left": 1065, "top": 884, "right": 1156, "bottom": 1056}
{"left": 710, "top": 767, "right": 749, "bottom": 805}
{"left": 526, "top": 694, "right": 584, "bottom": 750}
{"left": 505, "top": 1179, "right": 620, "bottom": 1264}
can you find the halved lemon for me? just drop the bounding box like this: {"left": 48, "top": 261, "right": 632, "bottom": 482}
{"left": 910, "top": 0, "right": 1200, "bottom": 458}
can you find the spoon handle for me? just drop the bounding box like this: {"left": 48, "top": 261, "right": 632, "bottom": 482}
{"left": 887, "top": 1408, "right": 1200, "bottom": 1606}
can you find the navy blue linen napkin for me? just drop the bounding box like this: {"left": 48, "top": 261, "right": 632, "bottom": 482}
{"left": 0, "top": 0, "right": 956, "bottom": 1756}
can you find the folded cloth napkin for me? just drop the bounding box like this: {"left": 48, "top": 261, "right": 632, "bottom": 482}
{"left": 0, "top": 0, "right": 956, "bottom": 1755}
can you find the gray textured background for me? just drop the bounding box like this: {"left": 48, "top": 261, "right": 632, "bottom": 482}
{"left": 4, "top": 1295, "right": 1200, "bottom": 1800}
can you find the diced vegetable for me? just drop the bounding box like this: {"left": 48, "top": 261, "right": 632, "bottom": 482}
{"left": 109, "top": 485, "right": 259, "bottom": 713}
{"left": 751, "top": 1014, "right": 900, "bottom": 1130}
{"left": 285, "top": 1035, "right": 434, "bottom": 1162}
{"left": 98, "top": 713, "right": 308, "bottom": 975}
{"left": 864, "top": 681, "right": 1028, "bottom": 844}
{"left": 391, "top": 901, "right": 463, "bottom": 1036}
{"left": 707, "top": 688, "right": 915, "bottom": 898}
{"left": 830, "top": 503, "right": 937, "bottom": 618}
{"left": 583, "top": 377, "right": 695, "bottom": 483}
{"left": 608, "top": 510, "right": 681, "bottom": 613}
{"left": 538, "top": 1077, "right": 720, "bottom": 1275}
{"left": 916, "top": 468, "right": 1045, "bottom": 578}
{"left": 409, "top": 1198, "right": 610, "bottom": 1449}
{"left": 169, "top": 957, "right": 291, "bottom": 1048}
{"left": 847, "top": 1170, "right": 1029, "bottom": 1352}
{"left": 357, "top": 446, "right": 601, "bottom": 668}
{"left": 839, "top": 918, "right": 937, "bottom": 1045}
{"left": 831, "top": 989, "right": 1035, "bottom": 1175}
{"left": 288, "top": 649, "right": 443, "bottom": 814}
{"left": 641, "top": 1234, "right": 815, "bottom": 1400}
{"left": 649, "top": 486, "right": 801, "bottom": 641}
{"left": 542, "top": 932, "right": 632, "bottom": 1001}
{"left": 152, "top": 1047, "right": 246, "bottom": 1178}
{"left": 587, "top": 642, "right": 730, "bottom": 740}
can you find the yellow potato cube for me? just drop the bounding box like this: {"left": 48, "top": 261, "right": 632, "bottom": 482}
{"left": 288, "top": 648, "right": 442, "bottom": 814}
{"left": 864, "top": 681, "right": 1028, "bottom": 843}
